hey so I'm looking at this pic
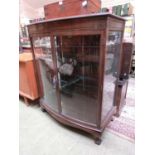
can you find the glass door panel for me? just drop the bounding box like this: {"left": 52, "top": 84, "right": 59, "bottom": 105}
{"left": 33, "top": 36, "right": 58, "bottom": 112}
{"left": 102, "top": 31, "right": 122, "bottom": 118}
{"left": 54, "top": 35, "right": 100, "bottom": 124}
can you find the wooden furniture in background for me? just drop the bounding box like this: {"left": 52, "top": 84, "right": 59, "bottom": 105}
{"left": 120, "top": 42, "right": 133, "bottom": 79}
{"left": 44, "top": 0, "right": 101, "bottom": 19}
{"left": 19, "top": 53, "right": 40, "bottom": 104}
{"left": 27, "top": 13, "right": 125, "bottom": 144}
{"left": 114, "top": 80, "right": 128, "bottom": 117}
{"left": 114, "top": 42, "right": 133, "bottom": 116}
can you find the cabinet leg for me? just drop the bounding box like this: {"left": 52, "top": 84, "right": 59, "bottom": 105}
{"left": 111, "top": 116, "right": 114, "bottom": 121}
{"left": 115, "top": 111, "right": 120, "bottom": 117}
{"left": 94, "top": 133, "right": 102, "bottom": 145}
{"left": 24, "top": 97, "right": 29, "bottom": 106}
{"left": 41, "top": 107, "right": 46, "bottom": 112}
{"left": 95, "top": 137, "right": 102, "bottom": 145}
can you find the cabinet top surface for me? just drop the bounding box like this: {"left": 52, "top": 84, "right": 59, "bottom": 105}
{"left": 19, "top": 53, "right": 33, "bottom": 62}
{"left": 28, "top": 13, "right": 125, "bottom": 26}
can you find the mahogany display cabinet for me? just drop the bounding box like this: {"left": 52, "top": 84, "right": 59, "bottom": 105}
{"left": 27, "top": 13, "right": 125, "bottom": 144}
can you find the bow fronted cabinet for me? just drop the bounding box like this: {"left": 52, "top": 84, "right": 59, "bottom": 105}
{"left": 27, "top": 13, "right": 126, "bottom": 145}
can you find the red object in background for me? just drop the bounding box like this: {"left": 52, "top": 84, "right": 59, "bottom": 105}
{"left": 44, "top": 0, "right": 101, "bottom": 19}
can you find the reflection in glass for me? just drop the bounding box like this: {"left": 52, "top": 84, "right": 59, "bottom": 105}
{"left": 33, "top": 37, "right": 58, "bottom": 112}
{"left": 54, "top": 35, "right": 100, "bottom": 124}
{"left": 102, "top": 31, "right": 122, "bottom": 118}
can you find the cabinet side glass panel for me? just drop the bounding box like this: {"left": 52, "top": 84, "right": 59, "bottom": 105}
{"left": 33, "top": 37, "right": 58, "bottom": 112}
{"left": 102, "top": 31, "right": 122, "bottom": 120}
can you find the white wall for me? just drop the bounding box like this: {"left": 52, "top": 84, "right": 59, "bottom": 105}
{"left": 20, "top": 0, "right": 135, "bottom": 24}
{"left": 20, "top": 0, "right": 59, "bottom": 22}
{"left": 101, "top": 0, "right": 135, "bottom": 7}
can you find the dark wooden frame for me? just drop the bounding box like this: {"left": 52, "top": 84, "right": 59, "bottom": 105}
{"left": 27, "top": 13, "right": 125, "bottom": 145}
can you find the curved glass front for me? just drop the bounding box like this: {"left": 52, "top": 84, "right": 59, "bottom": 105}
{"left": 54, "top": 35, "right": 100, "bottom": 125}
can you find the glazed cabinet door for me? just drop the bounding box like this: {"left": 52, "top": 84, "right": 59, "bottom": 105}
{"left": 32, "top": 36, "right": 59, "bottom": 112}
{"left": 53, "top": 34, "right": 101, "bottom": 125}
{"left": 102, "top": 31, "right": 122, "bottom": 121}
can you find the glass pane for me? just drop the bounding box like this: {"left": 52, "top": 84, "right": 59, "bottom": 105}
{"left": 54, "top": 35, "right": 100, "bottom": 124}
{"left": 33, "top": 37, "right": 58, "bottom": 112}
{"left": 102, "top": 31, "right": 122, "bottom": 119}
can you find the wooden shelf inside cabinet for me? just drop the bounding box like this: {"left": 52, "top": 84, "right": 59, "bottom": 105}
{"left": 19, "top": 53, "right": 41, "bottom": 103}
{"left": 77, "top": 55, "right": 99, "bottom": 63}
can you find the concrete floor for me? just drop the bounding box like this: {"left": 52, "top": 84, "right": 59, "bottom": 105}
{"left": 19, "top": 100, "right": 134, "bottom": 155}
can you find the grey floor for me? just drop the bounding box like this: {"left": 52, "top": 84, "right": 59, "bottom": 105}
{"left": 19, "top": 100, "right": 134, "bottom": 155}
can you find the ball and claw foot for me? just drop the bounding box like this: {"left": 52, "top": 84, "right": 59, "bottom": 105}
{"left": 95, "top": 138, "right": 102, "bottom": 145}
{"left": 115, "top": 113, "right": 120, "bottom": 117}
{"left": 41, "top": 108, "right": 46, "bottom": 112}
{"left": 111, "top": 117, "right": 114, "bottom": 121}
{"left": 114, "top": 111, "right": 120, "bottom": 117}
